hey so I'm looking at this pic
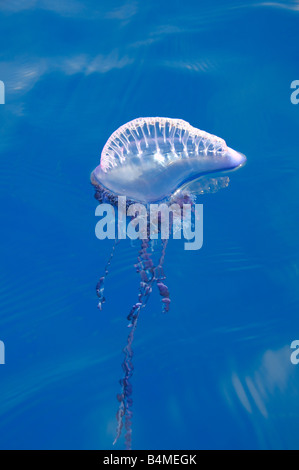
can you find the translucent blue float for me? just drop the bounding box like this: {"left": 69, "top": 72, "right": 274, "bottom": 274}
{"left": 91, "top": 117, "right": 246, "bottom": 203}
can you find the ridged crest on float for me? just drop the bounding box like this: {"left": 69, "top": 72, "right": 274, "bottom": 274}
{"left": 100, "top": 117, "right": 228, "bottom": 172}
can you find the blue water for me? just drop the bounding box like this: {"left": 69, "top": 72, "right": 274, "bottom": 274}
{"left": 1, "top": 0, "right": 299, "bottom": 450}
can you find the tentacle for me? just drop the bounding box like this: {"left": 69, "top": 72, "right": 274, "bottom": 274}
{"left": 155, "top": 238, "right": 171, "bottom": 313}
{"left": 114, "top": 238, "right": 155, "bottom": 449}
{"left": 96, "top": 237, "right": 119, "bottom": 310}
{"left": 113, "top": 218, "right": 174, "bottom": 447}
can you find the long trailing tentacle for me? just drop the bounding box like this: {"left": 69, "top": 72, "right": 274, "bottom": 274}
{"left": 156, "top": 238, "right": 171, "bottom": 313}
{"left": 113, "top": 234, "right": 172, "bottom": 449}
{"left": 96, "top": 237, "right": 119, "bottom": 310}
{"left": 112, "top": 193, "right": 197, "bottom": 448}
{"left": 113, "top": 238, "right": 154, "bottom": 449}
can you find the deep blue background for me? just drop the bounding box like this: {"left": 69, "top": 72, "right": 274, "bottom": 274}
{"left": 1, "top": 0, "right": 299, "bottom": 450}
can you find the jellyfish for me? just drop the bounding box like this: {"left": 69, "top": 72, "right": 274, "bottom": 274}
{"left": 90, "top": 117, "right": 246, "bottom": 449}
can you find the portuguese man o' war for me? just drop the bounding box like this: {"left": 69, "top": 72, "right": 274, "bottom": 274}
{"left": 91, "top": 117, "right": 246, "bottom": 449}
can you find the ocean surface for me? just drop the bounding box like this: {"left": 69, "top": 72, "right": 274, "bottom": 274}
{"left": 1, "top": 0, "right": 299, "bottom": 450}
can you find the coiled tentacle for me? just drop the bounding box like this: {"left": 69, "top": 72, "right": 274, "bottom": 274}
{"left": 96, "top": 238, "right": 119, "bottom": 310}
{"left": 155, "top": 238, "right": 170, "bottom": 313}
{"left": 113, "top": 236, "right": 170, "bottom": 449}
